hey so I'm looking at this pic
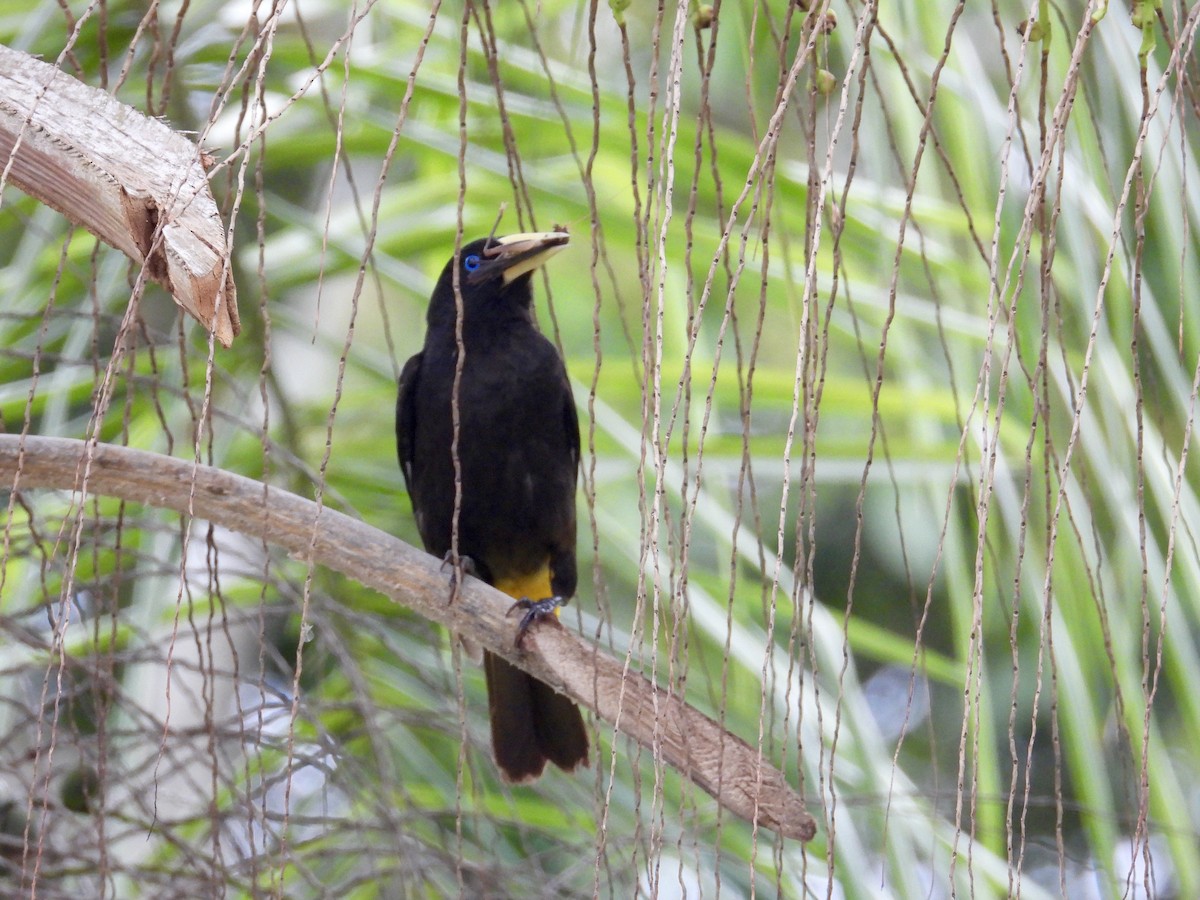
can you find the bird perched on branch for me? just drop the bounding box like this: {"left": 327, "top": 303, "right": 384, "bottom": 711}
{"left": 396, "top": 230, "right": 589, "bottom": 781}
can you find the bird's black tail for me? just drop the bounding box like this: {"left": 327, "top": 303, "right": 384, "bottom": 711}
{"left": 484, "top": 651, "right": 589, "bottom": 782}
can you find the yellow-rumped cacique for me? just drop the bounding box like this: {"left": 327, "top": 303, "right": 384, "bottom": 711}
{"left": 396, "top": 230, "right": 588, "bottom": 781}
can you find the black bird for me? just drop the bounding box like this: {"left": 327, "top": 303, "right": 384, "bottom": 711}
{"left": 396, "top": 231, "right": 589, "bottom": 782}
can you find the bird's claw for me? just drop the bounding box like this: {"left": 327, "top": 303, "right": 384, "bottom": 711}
{"left": 440, "top": 552, "right": 477, "bottom": 601}
{"left": 507, "top": 595, "right": 565, "bottom": 647}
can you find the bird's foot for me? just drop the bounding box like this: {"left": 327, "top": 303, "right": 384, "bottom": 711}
{"left": 440, "top": 552, "right": 477, "bottom": 602}
{"left": 507, "top": 596, "right": 565, "bottom": 647}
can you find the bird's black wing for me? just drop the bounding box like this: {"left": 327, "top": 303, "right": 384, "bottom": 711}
{"left": 561, "top": 368, "right": 580, "bottom": 476}
{"left": 395, "top": 351, "right": 423, "bottom": 490}
{"left": 542, "top": 360, "right": 580, "bottom": 600}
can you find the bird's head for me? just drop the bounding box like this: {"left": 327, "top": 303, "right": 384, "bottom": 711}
{"left": 426, "top": 231, "right": 570, "bottom": 332}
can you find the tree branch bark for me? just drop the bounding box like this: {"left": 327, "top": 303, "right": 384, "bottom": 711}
{"left": 0, "top": 46, "right": 238, "bottom": 346}
{"left": 0, "top": 434, "right": 815, "bottom": 842}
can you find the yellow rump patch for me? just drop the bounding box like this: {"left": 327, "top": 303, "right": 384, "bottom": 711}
{"left": 494, "top": 567, "right": 559, "bottom": 615}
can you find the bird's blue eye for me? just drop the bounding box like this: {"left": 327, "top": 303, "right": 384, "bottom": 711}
{"left": 464, "top": 254, "right": 481, "bottom": 272}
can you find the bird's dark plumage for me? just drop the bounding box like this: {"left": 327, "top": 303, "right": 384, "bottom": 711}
{"left": 396, "top": 231, "right": 588, "bottom": 782}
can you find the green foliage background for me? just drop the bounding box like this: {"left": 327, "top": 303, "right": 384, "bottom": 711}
{"left": 1, "top": 0, "right": 1198, "bottom": 897}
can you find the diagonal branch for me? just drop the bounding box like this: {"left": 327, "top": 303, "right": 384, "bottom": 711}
{"left": 0, "top": 434, "right": 815, "bottom": 842}
{"left": 0, "top": 46, "right": 238, "bottom": 347}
